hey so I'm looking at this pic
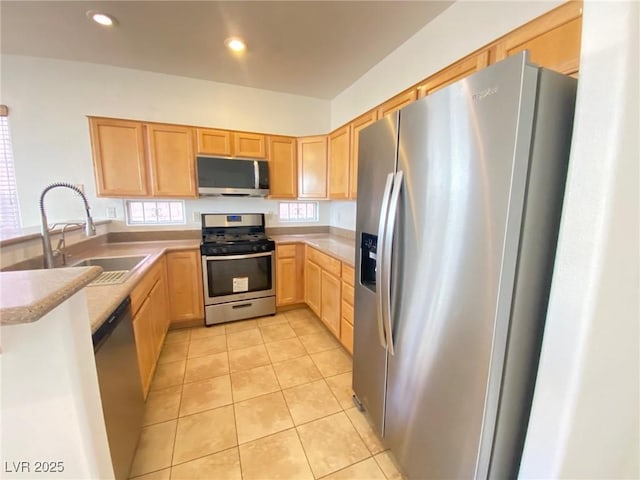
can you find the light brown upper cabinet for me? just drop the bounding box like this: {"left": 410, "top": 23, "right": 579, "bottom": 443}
{"left": 234, "top": 132, "right": 266, "bottom": 158}
{"left": 349, "top": 110, "right": 378, "bottom": 199}
{"left": 377, "top": 89, "right": 418, "bottom": 119}
{"left": 146, "top": 124, "right": 197, "bottom": 197}
{"left": 196, "top": 128, "right": 266, "bottom": 158}
{"left": 418, "top": 51, "right": 490, "bottom": 98}
{"left": 89, "top": 117, "right": 196, "bottom": 198}
{"left": 328, "top": 125, "right": 351, "bottom": 200}
{"left": 89, "top": 117, "right": 149, "bottom": 196}
{"left": 298, "top": 135, "right": 328, "bottom": 199}
{"left": 196, "top": 128, "right": 233, "bottom": 156}
{"left": 493, "top": 1, "right": 582, "bottom": 76}
{"left": 268, "top": 136, "right": 297, "bottom": 198}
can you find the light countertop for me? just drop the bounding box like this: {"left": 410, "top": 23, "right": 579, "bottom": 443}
{"left": 0, "top": 266, "right": 102, "bottom": 325}
{"left": 271, "top": 234, "right": 355, "bottom": 266}
{"left": 0, "top": 233, "right": 355, "bottom": 335}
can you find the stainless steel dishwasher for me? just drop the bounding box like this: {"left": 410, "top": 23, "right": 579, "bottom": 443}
{"left": 93, "top": 297, "right": 144, "bottom": 480}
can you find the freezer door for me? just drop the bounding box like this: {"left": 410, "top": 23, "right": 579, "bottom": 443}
{"left": 353, "top": 113, "right": 399, "bottom": 436}
{"left": 383, "top": 54, "right": 539, "bottom": 479}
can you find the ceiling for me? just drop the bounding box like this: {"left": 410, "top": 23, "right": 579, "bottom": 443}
{"left": 0, "top": 1, "right": 452, "bottom": 99}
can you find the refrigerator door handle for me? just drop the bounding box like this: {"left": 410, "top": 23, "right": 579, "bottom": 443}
{"left": 375, "top": 172, "right": 394, "bottom": 350}
{"left": 383, "top": 170, "right": 403, "bottom": 356}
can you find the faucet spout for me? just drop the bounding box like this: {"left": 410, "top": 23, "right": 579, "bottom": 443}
{"left": 39, "top": 182, "right": 96, "bottom": 269}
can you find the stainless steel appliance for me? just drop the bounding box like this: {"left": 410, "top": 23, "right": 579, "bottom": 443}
{"left": 92, "top": 297, "right": 144, "bottom": 480}
{"left": 201, "top": 213, "right": 276, "bottom": 325}
{"left": 197, "top": 156, "right": 269, "bottom": 197}
{"left": 353, "top": 52, "right": 577, "bottom": 479}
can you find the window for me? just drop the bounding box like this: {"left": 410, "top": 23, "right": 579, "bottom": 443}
{"left": 0, "top": 106, "right": 21, "bottom": 231}
{"left": 279, "top": 201, "right": 318, "bottom": 222}
{"left": 125, "top": 200, "right": 186, "bottom": 225}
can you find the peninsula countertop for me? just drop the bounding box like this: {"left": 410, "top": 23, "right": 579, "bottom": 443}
{"left": 0, "top": 266, "right": 102, "bottom": 325}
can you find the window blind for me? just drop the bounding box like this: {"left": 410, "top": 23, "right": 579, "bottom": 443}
{"left": 0, "top": 106, "right": 21, "bottom": 231}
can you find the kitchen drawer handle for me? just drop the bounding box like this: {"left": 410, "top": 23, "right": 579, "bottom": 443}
{"left": 232, "top": 303, "right": 253, "bottom": 309}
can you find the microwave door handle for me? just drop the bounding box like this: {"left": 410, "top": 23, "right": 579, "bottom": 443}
{"left": 254, "top": 161, "right": 259, "bottom": 189}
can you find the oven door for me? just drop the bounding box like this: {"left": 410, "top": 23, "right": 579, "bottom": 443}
{"left": 202, "top": 251, "right": 275, "bottom": 305}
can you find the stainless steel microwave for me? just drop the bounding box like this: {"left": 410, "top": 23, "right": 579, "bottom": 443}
{"left": 197, "top": 156, "right": 269, "bottom": 197}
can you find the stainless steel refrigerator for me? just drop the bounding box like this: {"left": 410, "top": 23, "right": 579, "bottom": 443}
{"left": 353, "top": 52, "right": 577, "bottom": 479}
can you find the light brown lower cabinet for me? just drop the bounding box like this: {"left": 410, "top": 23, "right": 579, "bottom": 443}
{"left": 132, "top": 296, "right": 156, "bottom": 397}
{"left": 303, "top": 246, "right": 352, "bottom": 345}
{"left": 320, "top": 270, "right": 341, "bottom": 337}
{"left": 166, "top": 249, "right": 204, "bottom": 326}
{"left": 130, "top": 257, "right": 170, "bottom": 398}
{"left": 131, "top": 258, "right": 170, "bottom": 398}
{"left": 276, "top": 244, "right": 305, "bottom": 306}
{"left": 340, "top": 264, "right": 355, "bottom": 353}
{"left": 305, "top": 258, "right": 322, "bottom": 317}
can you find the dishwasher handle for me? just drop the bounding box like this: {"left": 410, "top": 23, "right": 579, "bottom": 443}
{"left": 92, "top": 296, "right": 132, "bottom": 352}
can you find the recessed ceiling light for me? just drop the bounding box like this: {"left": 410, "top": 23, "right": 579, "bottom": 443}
{"left": 224, "top": 37, "right": 246, "bottom": 53}
{"left": 86, "top": 10, "right": 117, "bottom": 27}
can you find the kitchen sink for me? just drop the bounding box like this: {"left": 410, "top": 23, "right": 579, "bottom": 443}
{"left": 72, "top": 255, "right": 149, "bottom": 285}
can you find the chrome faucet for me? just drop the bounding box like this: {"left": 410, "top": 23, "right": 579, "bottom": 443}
{"left": 40, "top": 182, "right": 96, "bottom": 269}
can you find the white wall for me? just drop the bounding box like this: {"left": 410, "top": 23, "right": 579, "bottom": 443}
{"left": 105, "top": 197, "right": 331, "bottom": 232}
{"left": 329, "top": 201, "right": 356, "bottom": 231}
{"left": 0, "top": 55, "right": 330, "bottom": 228}
{"left": 0, "top": 290, "right": 114, "bottom": 479}
{"left": 520, "top": 1, "right": 639, "bottom": 478}
{"left": 330, "top": 1, "right": 562, "bottom": 128}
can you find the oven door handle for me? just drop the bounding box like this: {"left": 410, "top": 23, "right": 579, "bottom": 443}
{"left": 203, "top": 251, "right": 274, "bottom": 261}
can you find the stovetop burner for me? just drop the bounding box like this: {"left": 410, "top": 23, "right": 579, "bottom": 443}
{"left": 203, "top": 232, "right": 268, "bottom": 244}
{"left": 200, "top": 213, "right": 275, "bottom": 256}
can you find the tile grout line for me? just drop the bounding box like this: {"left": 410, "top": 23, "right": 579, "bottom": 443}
{"left": 145, "top": 309, "right": 354, "bottom": 478}
{"left": 167, "top": 330, "right": 189, "bottom": 474}
{"left": 314, "top": 455, "right": 376, "bottom": 480}
{"left": 224, "top": 325, "right": 245, "bottom": 480}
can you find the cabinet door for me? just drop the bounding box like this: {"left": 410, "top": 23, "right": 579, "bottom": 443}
{"left": 320, "top": 270, "right": 341, "bottom": 337}
{"left": 132, "top": 295, "right": 155, "bottom": 398}
{"left": 166, "top": 250, "right": 205, "bottom": 325}
{"left": 146, "top": 124, "right": 197, "bottom": 197}
{"left": 298, "top": 136, "right": 328, "bottom": 199}
{"left": 349, "top": 110, "right": 377, "bottom": 199}
{"left": 277, "top": 257, "right": 298, "bottom": 306}
{"left": 328, "top": 125, "right": 351, "bottom": 199}
{"left": 89, "top": 117, "right": 149, "bottom": 197}
{"left": 418, "top": 51, "right": 490, "bottom": 98}
{"left": 151, "top": 258, "right": 171, "bottom": 354}
{"left": 268, "top": 136, "right": 297, "bottom": 198}
{"left": 305, "top": 259, "right": 322, "bottom": 317}
{"left": 196, "top": 128, "right": 233, "bottom": 155}
{"left": 494, "top": 1, "right": 582, "bottom": 75}
{"left": 341, "top": 317, "right": 354, "bottom": 354}
{"left": 234, "top": 132, "right": 266, "bottom": 158}
{"left": 377, "top": 89, "right": 417, "bottom": 119}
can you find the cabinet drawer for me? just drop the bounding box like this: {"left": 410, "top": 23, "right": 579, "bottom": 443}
{"left": 131, "top": 258, "right": 163, "bottom": 315}
{"left": 341, "top": 317, "right": 354, "bottom": 354}
{"left": 342, "top": 282, "right": 354, "bottom": 306}
{"left": 277, "top": 244, "right": 297, "bottom": 259}
{"left": 341, "top": 300, "right": 353, "bottom": 325}
{"left": 342, "top": 264, "right": 354, "bottom": 286}
{"left": 307, "top": 247, "right": 341, "bottom": 277}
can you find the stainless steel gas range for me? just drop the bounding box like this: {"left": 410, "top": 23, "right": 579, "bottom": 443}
{"left": 200, "top": 213, "right": 276, "bottom": 326}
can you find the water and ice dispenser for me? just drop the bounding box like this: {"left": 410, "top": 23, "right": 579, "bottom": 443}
{"left": 360, "top": 233, "right": 377, "bottom": 292}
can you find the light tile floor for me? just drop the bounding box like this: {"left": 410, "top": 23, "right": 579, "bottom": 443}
{"left": 129, "top": 307, "right": 405, "bottom": 480}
